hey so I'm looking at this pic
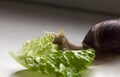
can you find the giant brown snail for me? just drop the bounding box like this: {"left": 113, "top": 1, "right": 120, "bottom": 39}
{"left": 44, "top": 18, "right": 120, "bottom": 65}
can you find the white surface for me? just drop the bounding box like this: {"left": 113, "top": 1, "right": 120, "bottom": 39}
{"left": 0, "top": 2, "right": 119, "bottom": 77}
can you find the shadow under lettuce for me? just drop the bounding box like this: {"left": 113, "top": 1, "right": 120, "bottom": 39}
{"left": 10, "top": 69, "right": 56, "bottom": 77}
{"left": 10, "top": 68, "right": 94, "bottom": 77}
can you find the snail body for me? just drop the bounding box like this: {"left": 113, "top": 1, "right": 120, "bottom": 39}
{"left": 53, "top": 19, "right": 120, "bottom": 54}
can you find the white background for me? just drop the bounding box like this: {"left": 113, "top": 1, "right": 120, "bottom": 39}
{"left": 0, "top": 1, "right": 120, "bottom": 77}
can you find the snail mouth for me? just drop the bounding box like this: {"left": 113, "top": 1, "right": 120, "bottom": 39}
{"left": 92, "top": 51, "right": 120, "bottom": 65}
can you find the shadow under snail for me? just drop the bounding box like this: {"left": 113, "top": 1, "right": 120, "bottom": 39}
{"left": 44, "top": 18, "right": 120, "bottom": 65}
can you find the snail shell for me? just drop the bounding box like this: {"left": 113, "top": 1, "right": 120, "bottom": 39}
{"left": 82, "top": 19, "right": 120, "bottom": 64}
{"left": 83, "top": 19, "right": 120, "bottom": 53}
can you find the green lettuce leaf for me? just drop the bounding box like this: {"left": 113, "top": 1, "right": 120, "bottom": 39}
{"left": 9, "top": 35, "right": 95, "bottom": 77}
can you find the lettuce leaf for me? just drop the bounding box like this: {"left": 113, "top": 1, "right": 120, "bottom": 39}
{"left": 9, "top": 35, "right": 95, "bottom": 77}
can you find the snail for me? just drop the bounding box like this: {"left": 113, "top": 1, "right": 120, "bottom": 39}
{"left": 44, "top": 18, "right": 120, "bottom": 64}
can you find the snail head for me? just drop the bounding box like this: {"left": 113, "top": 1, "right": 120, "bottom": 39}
{"left": 43, "top": 29, "right": 67, "bottom": 50}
